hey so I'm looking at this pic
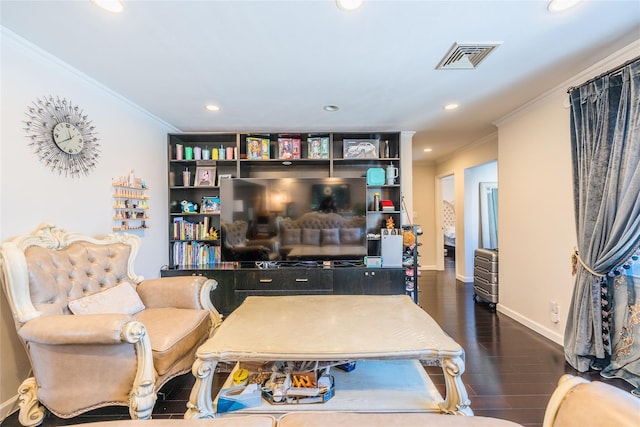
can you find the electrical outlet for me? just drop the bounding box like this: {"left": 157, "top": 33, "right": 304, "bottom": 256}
{"left": 550, "top": 301, "right": 559, "bottom": 323}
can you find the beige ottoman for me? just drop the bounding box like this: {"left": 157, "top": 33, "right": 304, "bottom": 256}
{"left": 277, "top": 412, "right": 523, "bottom": 427}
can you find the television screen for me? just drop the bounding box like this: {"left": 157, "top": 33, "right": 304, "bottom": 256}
{"left": 220, "top": 177, "right": 367, "bottom": 262}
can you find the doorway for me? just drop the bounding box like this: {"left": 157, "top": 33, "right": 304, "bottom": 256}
{"left": 441, "top": 175, "right": 456, "bottom": 266}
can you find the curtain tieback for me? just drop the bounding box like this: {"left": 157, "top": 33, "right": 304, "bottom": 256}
{"left": 571, "top": 249, "right": 605, "bottom": 277}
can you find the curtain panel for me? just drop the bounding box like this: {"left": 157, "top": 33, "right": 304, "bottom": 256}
{"left": 564, "top": 58, "right": 640, "bottom": 384}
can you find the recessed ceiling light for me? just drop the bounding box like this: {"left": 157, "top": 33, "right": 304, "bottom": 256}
{"left": 205, "top": 104, "right": 220, "bottom": 112}
{"left": 547, "top": 0, "right": 583, "bottom": 13}
{"left": 443, "top": 103, "right": 459, "bottom": 111}
{"left": 336, "top": 0, "right": 363, "bottom": 11}
{"left": 324, "top": 105, "right": 339, "bottom": 112}
{"left": 423, "top": 148, "right": 433, "bottom": 153}
{"left": 92, "top": 0, "right": 124, "bottom": 13}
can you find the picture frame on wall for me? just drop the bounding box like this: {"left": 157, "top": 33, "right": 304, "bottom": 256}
{"left": 195, "top": 166, "right": 216, "bottom": 187}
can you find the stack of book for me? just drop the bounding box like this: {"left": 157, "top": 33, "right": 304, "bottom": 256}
{"left": 381, "top": 200, "right": 395, "bottom": 211}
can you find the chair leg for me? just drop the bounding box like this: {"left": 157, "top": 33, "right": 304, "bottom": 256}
{"left": 17, "top": 377, "right": 45, "bottom": 427}
{"left": 128, "top": 379, "right": 156, "bottom": 420}
{"left": 122, "top": 321, "right": 157, "bottom": 420}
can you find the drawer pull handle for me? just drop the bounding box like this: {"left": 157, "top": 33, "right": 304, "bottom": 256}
{"left": 295, "top": 278, "right": 309, "bottom": 282}
{"left": 259, "top": 279, "right": 273, "bottom": 283}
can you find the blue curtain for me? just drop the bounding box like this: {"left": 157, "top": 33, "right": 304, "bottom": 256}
{"left": 564, "top": 57, "right": 640, "bottom": 394}
{"left": 601, "top": 262, "right": 640, "bottom": 396}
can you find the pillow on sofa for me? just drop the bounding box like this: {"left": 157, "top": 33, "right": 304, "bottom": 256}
{"left": 341, "top": 227, "right": 363, "bottom": 244}
{"left": 281, "top": 228, "right": 301, "bottom": 246}
{"left": 302, "top": 228, "right": 321, "bottom": 246}
{"left": 322, "top": 228, "right": 340, "bottom": 245}
{"left": 68, "top": 282, "right": 145, "bottom": 315}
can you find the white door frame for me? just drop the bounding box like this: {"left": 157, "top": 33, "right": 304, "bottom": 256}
{"left": 435, "top": 173, "right": 455, "bottom": 271}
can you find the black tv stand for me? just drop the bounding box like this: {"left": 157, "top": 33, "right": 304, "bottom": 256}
{"left": 160, "top": 263, "right": 405, "bottom": 316}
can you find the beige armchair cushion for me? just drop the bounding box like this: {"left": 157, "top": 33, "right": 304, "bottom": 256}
{"left": 68, "top": 282, "right": 145, "bottom": 315}
{"left": 134, "top": 307, "right": 210, "bottom": 376}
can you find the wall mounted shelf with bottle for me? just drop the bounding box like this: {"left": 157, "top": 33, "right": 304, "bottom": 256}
{"left": 112, "top": 172, "right": 149, "bottom": 232}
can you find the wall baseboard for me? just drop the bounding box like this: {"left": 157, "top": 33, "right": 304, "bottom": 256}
{"left": 1, "top": 395, "right": 18, "bottom": 423}
{"left": 498, "top": 304, "right": 563, "bottom": 346}
{"left": 456, "top": 274, "right": 473, "bottom": 283}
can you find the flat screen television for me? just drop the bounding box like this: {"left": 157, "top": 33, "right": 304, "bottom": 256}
{"left": 220, "top": 177, "right": 367, "bottom": 263}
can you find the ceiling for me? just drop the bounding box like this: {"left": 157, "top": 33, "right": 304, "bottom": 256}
{"left": 2, "top": 1, "right": 639, "bottom": 164}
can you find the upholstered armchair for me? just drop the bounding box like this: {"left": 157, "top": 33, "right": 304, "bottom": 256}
{"left": 220, "top": 220, "right": 279, "bottom": 262}
{"left": 0, "top": 224, "right": 222, "bottom": 426}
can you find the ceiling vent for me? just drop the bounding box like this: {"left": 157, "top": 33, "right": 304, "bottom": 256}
{"left": 436, "top": 42, "right": 502, "bottom": 70}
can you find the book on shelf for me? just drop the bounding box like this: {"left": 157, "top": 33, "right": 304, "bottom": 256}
{"left": 172, "top": 217, "right": 216, "bottom": 241}
{"left": 172, "top": 241, "right": 221, "bottom": 266}
{"left": 381, "top": 200, "right": 395, "bottom": 211}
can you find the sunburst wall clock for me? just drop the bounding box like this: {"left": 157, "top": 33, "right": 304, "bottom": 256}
{"left": 24, "top": 96, "right": 100, "bottom": 178}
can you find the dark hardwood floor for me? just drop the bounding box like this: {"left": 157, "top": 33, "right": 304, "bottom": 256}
{"left": 2, "top": 257, "right": 633, "bottom": 426}
{"left": 420, "top": 257, "right": 633, "bottom": 426}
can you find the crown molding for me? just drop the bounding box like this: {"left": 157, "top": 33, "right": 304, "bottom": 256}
{"left": 495, "top": 39, "right": 640, "bottom": 127}
{"left": 1, "top": 26, "right": 179, "bottom": 132}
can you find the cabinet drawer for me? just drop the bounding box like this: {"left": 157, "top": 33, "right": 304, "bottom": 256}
{"left": 235, "top": 269, "right": 333, "bottom": 291}
{"left": 333, "top": 268, "right": 405, "bottom": 295}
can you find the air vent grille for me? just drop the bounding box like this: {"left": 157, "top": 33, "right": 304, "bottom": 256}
{"left": 436, "top": 42, "right": 501, "bottom": 70}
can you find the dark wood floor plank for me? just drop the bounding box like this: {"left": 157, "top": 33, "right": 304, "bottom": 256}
{"left": 2, "top": 258, "right": 634, "bottom": 427}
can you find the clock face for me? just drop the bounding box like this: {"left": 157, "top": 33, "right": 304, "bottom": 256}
{"left": 25, "top": 96, "right": 100, "bottom": 178}
{"left": 53, "top": 122, "right": 85, "bottom": 154}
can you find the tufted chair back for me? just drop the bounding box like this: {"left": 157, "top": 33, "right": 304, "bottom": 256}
{"left": 278, "top": 212, "right": 365, "bottom": 233}
{"left": 221, "top": 220, "right": 249, "bottom": 247}
{"left": 24, "top": 242, "right": 133, "bottom": 319}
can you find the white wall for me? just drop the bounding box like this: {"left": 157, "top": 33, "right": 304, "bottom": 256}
{"left": 441, "top": 175, "right": 454, "bottom": 203}
{"left": 495, "top": 40, "right": 640, "bottom": 345}
{"left": 411, "top": 163, "right": 436, "bottom": 269}
{"left": 0, "top": 29, "right": 174, "bottom": 416}
{"left": 433, "top": 134, "right": 499, "bottom": 279}
{"left": 463, "top": 161, "right": 497, "bottom": 281}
